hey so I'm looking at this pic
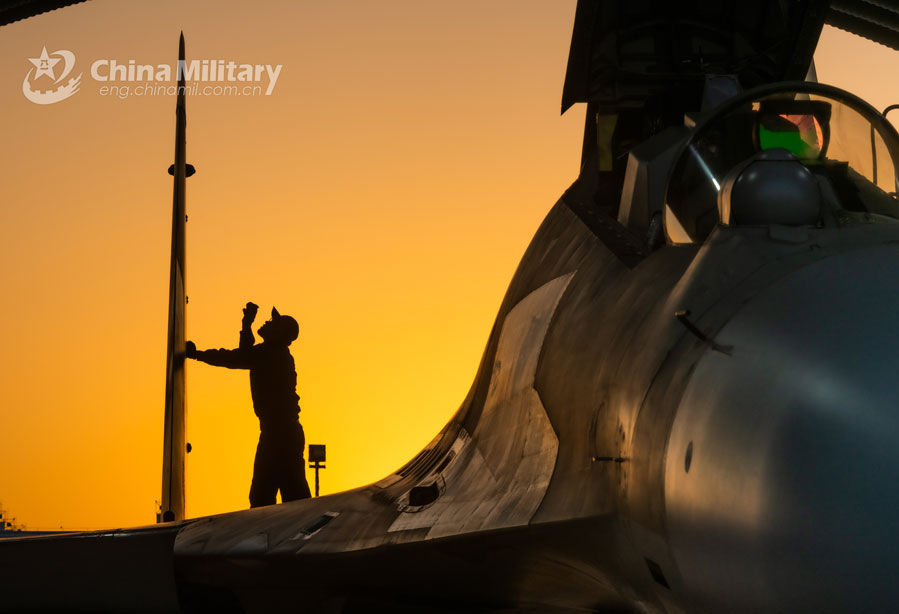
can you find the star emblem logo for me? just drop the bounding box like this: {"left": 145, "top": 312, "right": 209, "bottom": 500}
{"left": 22, "top": 46, "right": 82, "bottom": 105}
{"left": 28, "top": 46, "right": 61, "bottom": 80}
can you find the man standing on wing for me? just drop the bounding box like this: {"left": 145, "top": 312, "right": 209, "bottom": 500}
{"left": 187, "top": 302, "right": 312, "bottom": 507}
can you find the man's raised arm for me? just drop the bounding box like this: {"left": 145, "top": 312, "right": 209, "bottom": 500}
{"left": 240, "top": 301, "right": 258, "bottom": 349}
{"left": 185, "top": 302, "right": 260, "bottom": 369}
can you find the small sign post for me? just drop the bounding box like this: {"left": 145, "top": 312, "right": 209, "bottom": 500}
{"left": 308, "top": 444, "right": 326, "bottom": 497}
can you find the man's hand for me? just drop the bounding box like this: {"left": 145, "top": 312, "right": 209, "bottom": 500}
{"left": 185, "top": 340, "right": 197, "bottom": 359}
{"left": 242, "top": 302, "right": 259, "bottom": 328}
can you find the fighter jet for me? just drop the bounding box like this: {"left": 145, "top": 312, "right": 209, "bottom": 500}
{"left": 3, "top": 0, "right": 899, "bottom": 612}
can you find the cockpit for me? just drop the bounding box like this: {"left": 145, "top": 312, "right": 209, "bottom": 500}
{"left": 664, "top": 82, "right": 899, "bottom": 244}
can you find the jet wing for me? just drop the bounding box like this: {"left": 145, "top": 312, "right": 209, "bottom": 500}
{"left": 0, "top": 524, "right": 184, "bottom": 612}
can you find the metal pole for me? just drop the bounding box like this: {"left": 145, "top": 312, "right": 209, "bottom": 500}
{"left": 310, "top": 461, "right": 325, "bottom": 496}
{"left": 308, "top": 445, "right": 326, "bottom": 497}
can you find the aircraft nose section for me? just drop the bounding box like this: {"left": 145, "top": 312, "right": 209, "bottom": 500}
{"left": 665, "top": 245, "right": 899, "bottom": 613}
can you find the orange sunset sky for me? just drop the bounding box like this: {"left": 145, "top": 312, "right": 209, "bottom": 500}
{"left": 0, "top": 2, "right": 897, "bottom": 530}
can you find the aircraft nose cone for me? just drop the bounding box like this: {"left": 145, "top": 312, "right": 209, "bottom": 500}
{"left": 665, "top": 245, "right": 899, "bottom": 613}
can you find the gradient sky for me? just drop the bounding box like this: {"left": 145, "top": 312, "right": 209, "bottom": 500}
{"left": 0, "top": 2, "right": 895, "bottom": 530}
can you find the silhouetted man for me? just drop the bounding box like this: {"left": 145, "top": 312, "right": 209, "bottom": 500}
{"left": 186, "top": 303, "right": 312, "bottom": 507}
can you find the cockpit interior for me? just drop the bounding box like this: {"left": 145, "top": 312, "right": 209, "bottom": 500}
{"left": 664, "top": 82, "right": 899, "bottom": 244}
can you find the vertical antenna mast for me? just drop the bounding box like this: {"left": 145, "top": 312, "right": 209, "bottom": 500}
{"left": 160, "top": 32, "right": 188, "bottom": 523}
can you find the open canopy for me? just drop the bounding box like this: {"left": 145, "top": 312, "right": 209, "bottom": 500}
{"left": 561, "top": 0, "right": 899, "bottom": 113}
{"left": 0, "top": 0, "right": 87, "bottom": 27}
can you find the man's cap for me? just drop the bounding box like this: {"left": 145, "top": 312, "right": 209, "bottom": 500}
{"left": 271, "top": 306, "right": 299, "bottom": 344}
